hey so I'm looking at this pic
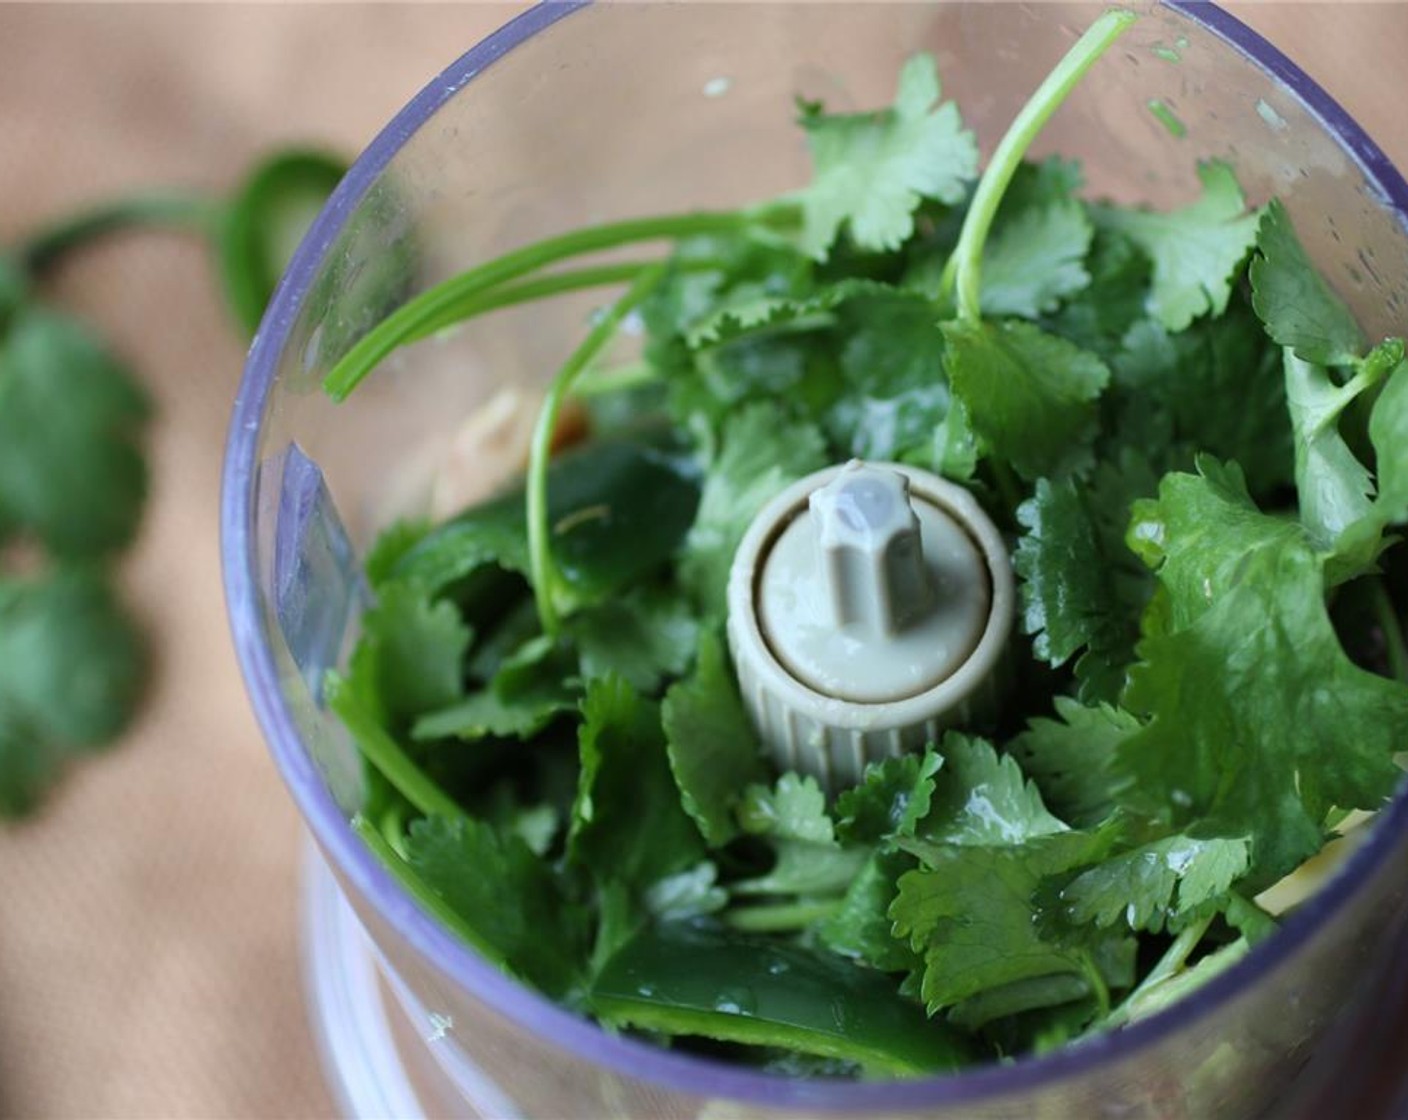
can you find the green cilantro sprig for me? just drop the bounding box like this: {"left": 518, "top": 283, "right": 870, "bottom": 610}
{"left": 317, "top": 6, "right": 1408, "bottom": 1081}
{"left": 0, "top": 147, "right": 348, "bottom": 816}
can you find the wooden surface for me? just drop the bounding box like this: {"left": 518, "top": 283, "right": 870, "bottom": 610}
{"left": 0, "top": 5, "right": 1405, "bottom": 1118}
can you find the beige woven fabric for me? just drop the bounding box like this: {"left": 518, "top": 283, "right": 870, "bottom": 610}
{"left": 0, "top": 4, "right": 1403, "bottom": 1119}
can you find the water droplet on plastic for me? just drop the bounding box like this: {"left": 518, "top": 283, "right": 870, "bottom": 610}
{"left": 766, "top": 958, "right": 790, "bottom": 976}
{"left": 1256, "top": 98, "right": 1288, "bottom": 133}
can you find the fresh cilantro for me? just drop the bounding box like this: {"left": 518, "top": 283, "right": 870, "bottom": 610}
{"left": 1093, "top": 161, "right": 1260, "bottom": 332}
{"left": 0, "top": 309, "right": 150, "bottom": 558}
{"left": 1118, "top": 462, "right": 1408, "bottom": 881}
{"left": 941, "top": 318, "right": 1109, "bottom": 481}
{"left": 1250, "top": 199, "right": 1364, "bottom": 367}
{"left": 733, "top": 773, "right": 867, "bottom": 898}
{"left": 363, "top": 519, "right": 430, "bottom": 589}
{"left": 569, "top": 588, "right": 699, "bottom": 694}
{"left": 891, "top": 830, "right": 1118, "bottom": 1016}
{"left": 317, "top": 16, "right": 1408, "bottom": 1079}
{"left": 922, "top": 734, "right": 1068, "bottom": 846}
{"left": 661, "top": 630, "right": 768, "bottom": 846}
{"left": 1307, "top": 355, "right": 1408, "bottom": 582}
{"left": 834, "top": 748, "right": 942, "bottom": 846}
{"left": 1282, "top": 350, "right": 1377, "bottom": 555}
{"left": 567, "top": 675, "right": 704, "bottom": 891}
{"left": 979, "top": 198, "right": 1093, "bottom": 318}
{"left": 356, "top": 581, "right": 471, "bottom": 723}
{"left": 404, "top": 814, "right": 589, "bottom": 999}
{"left": 1013, "top": 475, "right": 1147, "bottom": 702}
{"left": 1007, "top": 698, "right": 1139, "bottom": 829}
{"left": 680, "top": 401, "right": 827, "bottom": 614}
{"left": 0, "top": 569, "right": 145, "bottom": 815}
{"left": 798, "top": 53, "right": 977, "bottom": 258}
{"left": 1059, "top": 835, "right": 1250, "bottom": 933}
{"left": 1047, "top": 228, "right": 1151, "bottom": 358}
{"left": 391, "top": 438, "right": 699, "bottom": 607}
{"left": 816, "top": 850, "right": 924, "bottom": 974}
{"left": 824, "top": 291, "right": 954, "bottom": 464}
{"left": 1108, "top": 299, "right": 1291, "bottom": 497}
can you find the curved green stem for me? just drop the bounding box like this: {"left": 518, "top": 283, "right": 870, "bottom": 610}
{"left": 527, "top": 264, "right": 668, "bottom": 635}
{"left": 323, "top": 204, "right": 798, "bottom": 401}
{"left": 1104, "top": 914, "right": 1212, "bottom": 1030}
{"left": 942, "top": 8, "right": 1137, "bottom": 321}
{"left": 404, "top": 257, "right": 724, "bottom": 344}
{"left": 17, "top": 192, "right": 221, "bottom": 275}
{"left": 325, "top": 673, "right": 465, "bottom": 821}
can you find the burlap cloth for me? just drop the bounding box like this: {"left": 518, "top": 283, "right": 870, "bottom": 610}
{"left": 0, "top": 5, "right": 1404, "bottom": 1119}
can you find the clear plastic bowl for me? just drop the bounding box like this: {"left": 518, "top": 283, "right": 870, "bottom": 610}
{"left": 222, "top": 3, "right": 1408, "bottom": 1116}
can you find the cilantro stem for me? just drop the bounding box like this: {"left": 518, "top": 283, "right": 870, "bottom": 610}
{"left": 353, "top": 815, "right": 506, "bottom": 965}
{"left": 571, "top": 359, "right": 658, "bottom": 398}
{"left": 527, "top": 264, "right": 668, "bottom": 635}
{"left": 943, "top": 8, "right": 1137, "bottom": 322}
{"left": 325, "top": 673, "right": 465, "bottom": 821}
{"left": 1368, "top": 578, "right": 1408, "bottom": 684}
{"left": 721, "top": 898, "right": 843, "bottom": 933}
{"left": 404, "top": 258, "right": 725, "bottom": 344}
{"left": 1104, "top": 913, "right": 1213, "bottom": 1029}
{"left": 17, "top": 192, "right": 221, "bottom": 275}
{"left": 323, "top": 204, "right": 798, "bottom": 401}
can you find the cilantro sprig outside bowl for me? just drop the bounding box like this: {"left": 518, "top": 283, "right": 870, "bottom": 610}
{"left": 222, "top": 4, "right": 1408, "bottom": 1117}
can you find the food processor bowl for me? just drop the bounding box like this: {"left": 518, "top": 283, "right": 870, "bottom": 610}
{"left": 222, "top": 3, "right": 1408, "bottom": 1116}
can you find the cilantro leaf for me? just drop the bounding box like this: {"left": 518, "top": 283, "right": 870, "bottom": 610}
{"left": 816, "top": 850, "right": 924, "bottom": 974}
{"left": 415, "top": 634, "right": 576, "bottom": 740}
{"left": 1047, "top": 229, "right": 1150, "bottom": 358}
{"left": 392, "top": 439, "right": 698, "bottom": 606}
{"left": 567, "top": 675, "right": 703, "bottom": 891}
{"left": 1333, "top": 357, "right": 1408, "bottom": 578}
{"left": 1366, "top": 359, "right": 1408, "bottom": 527}
{"left": 364, "top": 519, "right": 430, "bottom": 589}
{"left": 680, "top": 401, "right": 827, "bottom": 614}
{"left": 358, "top": 581, "right": 471, "bottom": 722}
{"left": 1094, "top": 161, "right": 1259, "bottom": 333}
{"left": 0, "top": 309, "right": 149, "bottom": 558}
{"left": 834, "top": 748, "right": 942, "bottom": 846}
{"left": 824, "top": 291, "right": 954, "bottom": 464}
{"left": 1118, "top": 464, "right": 1408, "bottom": 881}
{"left": 734, "top": 773, "right": 867, "bottom": 897}
{"left": 922, "top": 734, "right": 1068, "bottom": 846}
{"left": 404, "top": 814, "right": 588, "bottom": 999}
{"left": 569, "top": 588, "right": 699, "bottom": 694}
{"left": 1007, "top": 698, "right": 1139, "bottom": 829}
{"left": 890, "top": 831, "right": 1115, "bottom": 1015}
{"left": 1250, "top": 198, "right": 1364, "bottom": 367}
{"left": 661, "top": 630, "right": 767, "bottom": 846}
{"left": 1013, "top": 475, "right": 1148, "bottom": 702}
{"left": 980, "top": 198, "right": 1093, "bottom": 319}
{"left": 1108, "top": 302, "right": 1291, "bottom": 497}
{"left": 1283, "top": 349, "right": 1376, "bottom": 555}
{"left": 1059, "top": 835, "right": 1250, "bottom": 932}
{"left": 0, "top": 568, "right": 145, "bottom": 815}
{"left": 799, "top": 53, "right": 977, "bottom": 258}
{"left": 941, "top": 318, "right": 1109, "bottom": 481}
